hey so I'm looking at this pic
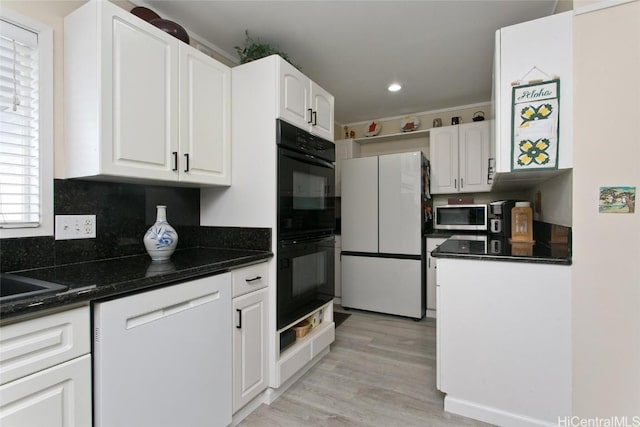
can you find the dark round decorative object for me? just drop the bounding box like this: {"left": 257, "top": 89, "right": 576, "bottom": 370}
{"left": 149, "top": 18, "right": 190, "bottom": 44}
{"left": 130, "top": 6, "right": 161, "bottom": 22}
{"left": 472, "top": 111, "right": 485, "bottom": 122}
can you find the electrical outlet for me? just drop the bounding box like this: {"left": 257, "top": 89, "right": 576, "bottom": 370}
{"left": 55, "top": 215, "right": 96, "bottom": 240}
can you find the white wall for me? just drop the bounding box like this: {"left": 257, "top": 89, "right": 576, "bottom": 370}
{"left": 2, "top": 1, "right": 86, "bottom": 178}
{"left": 573, "top": 0, "right": 640, "bottom": 417}
{"left": 527, "top": 171, "right": 573, "bottom": 227}
{"left": 343, "top": 103, "right": 491, "bottom": 140}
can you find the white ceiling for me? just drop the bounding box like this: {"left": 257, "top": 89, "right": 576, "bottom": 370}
{"left": 138, "top": 0, "right": 558, "bottom": 125}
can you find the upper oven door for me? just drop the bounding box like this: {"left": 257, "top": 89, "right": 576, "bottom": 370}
{"left": 278, "top": 147, "right": 335, "bottom": 238}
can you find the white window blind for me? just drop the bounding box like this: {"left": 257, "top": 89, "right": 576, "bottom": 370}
{"left": 0, "top": 19, "right": 40, "bottom": 228}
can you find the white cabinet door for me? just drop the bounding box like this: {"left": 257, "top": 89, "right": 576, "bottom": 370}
{"left": 102, "top": 6, "right": 179, "bottom": 180}
{"left": 278, "top": 57, "right": 335, "bottom": 141}
{"left": 430, "top": 126, "right": 459, "bottom": 194}
{"left": 378, "top": 152, "right": 422, "bottom": 255}
{"left": 232, "top": 288, "right": 268, "bottom": 413}
{"left": 310, "top": 81, "right": 334, "bottom": 141}
{"left": 0, "top": 355, "right": 92, "bottom": 427}
{"left": 430, "top": 122, "right": 490, "bottom": 194}
{"left": 341, "top": 156, "right": 378, "bottom": 253}
{"left": 179, "top": 45, "right": 231, "bottom": 185}
{"left": 458, "top": 122, "right": 491, "bottom": 193}
{"left": 279, "top": 59, "right": 310, "bottom": 129}
{"left": 426, "top": 237, "right": 447, "bottom": 312}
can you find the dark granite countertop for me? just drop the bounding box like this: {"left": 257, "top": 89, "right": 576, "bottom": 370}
{"left": 0, "top": 247, "right": 273, "bottom": 322}
{"left": 424, "top": 229, "right": 481, "bottom": 239}
{"left": 431, "top": 236, "right": 571, "bottom": 265}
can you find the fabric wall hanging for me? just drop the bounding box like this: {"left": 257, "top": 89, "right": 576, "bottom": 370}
{"left": 511, "top": 79, "right": 560, "bottom": 171}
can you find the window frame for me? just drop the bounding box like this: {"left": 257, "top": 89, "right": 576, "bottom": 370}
{"left": 0, "top": 9, "right": 53, "bottom": 238}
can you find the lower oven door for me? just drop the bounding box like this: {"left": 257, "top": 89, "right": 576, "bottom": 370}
{"left": 277, "top": 234, "right": 335, "bottom": 330}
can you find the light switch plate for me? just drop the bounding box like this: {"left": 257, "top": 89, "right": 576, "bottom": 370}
{"left": 55, "top": 215, "right": 96, "bottom": 240}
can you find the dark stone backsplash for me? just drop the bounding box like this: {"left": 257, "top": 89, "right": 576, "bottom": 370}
{"left": 1, "top": 179, "right": 271, "bottom": 272}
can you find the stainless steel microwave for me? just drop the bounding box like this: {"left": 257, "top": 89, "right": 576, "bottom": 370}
{"left": 433, "top": 204, "right": 488, "bottom": 231}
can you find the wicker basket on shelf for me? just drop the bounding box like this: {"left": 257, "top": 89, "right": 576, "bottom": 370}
{"left": 293, "top": 319, "right": 311, "bottom": 339}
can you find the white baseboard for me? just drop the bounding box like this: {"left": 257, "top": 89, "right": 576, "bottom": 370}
{"left": 444, "top": 395, "right": 556, "bottom": 427}
{"left": 230, "top": 392, "right": 268, "bottom": 426}
{"left": 426, "top": 309, "right": 437, "bottom": 319}
{"left": 333, "top": 297, "right": 342, "bottom": 307}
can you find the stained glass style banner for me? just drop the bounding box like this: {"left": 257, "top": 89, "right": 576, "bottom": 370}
{"left": 511, "top": 79, "right": 560, "bottom": 171}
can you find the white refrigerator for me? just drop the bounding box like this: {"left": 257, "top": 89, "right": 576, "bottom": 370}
{"left": 341, "top": 151, "right": 426, "bottom": 319}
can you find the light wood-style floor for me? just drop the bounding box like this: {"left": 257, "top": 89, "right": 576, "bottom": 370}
{"left": 239, "top": 308, "right": 492, "bottom": 427}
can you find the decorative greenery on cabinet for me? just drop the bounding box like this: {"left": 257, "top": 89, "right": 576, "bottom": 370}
{"left": 235, "top": 30, "right": 300, "bottom": 69}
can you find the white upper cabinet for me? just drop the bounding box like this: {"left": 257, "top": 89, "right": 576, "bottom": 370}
{"left": 64, "top": 1, "right": 231, "bottom": 186}
{"left": 278, "top": 58, "right": 334, "bottom": 141}
{"left": 310, "top": 82, "right": 334, "bottom": 140}
{"left": 179, "top": 46, "right": 231, "bottom": 185}
{"left": 493, "top": 11, "right": 573, "bottom": 175}
{"left": 430, "top": 122, "right": 491, "bottom": 194}
{"left": 430, "top": 126, "right": 459, "bottom": 194}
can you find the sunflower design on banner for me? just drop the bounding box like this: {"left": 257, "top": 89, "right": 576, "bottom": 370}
{"left": 511, "top": 79, "right": 560, "bottom": 171}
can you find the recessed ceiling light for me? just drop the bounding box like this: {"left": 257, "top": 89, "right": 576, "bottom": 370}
{"left": 388, "top": 83, "right": 402, "bottom": 92}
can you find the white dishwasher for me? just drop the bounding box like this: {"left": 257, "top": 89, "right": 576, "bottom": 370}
{"left": 93, "top": 274, "right": 232, "bottom": 427}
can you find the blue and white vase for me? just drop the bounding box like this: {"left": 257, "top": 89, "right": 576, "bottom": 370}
{"left": 144, "top": 205, "right": 178, "bottom": 261}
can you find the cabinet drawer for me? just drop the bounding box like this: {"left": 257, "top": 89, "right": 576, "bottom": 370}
{"left": 0, "top": 306, "right": 90, "bottom": 385}
{"left": 232, "top": 262, "right": 268, "bottom": 297}
{"left": 311, "top": 323, "right": 335, "bottom": 359}
{"left": 277, "top": 342, "right": 311, "bottom": 386}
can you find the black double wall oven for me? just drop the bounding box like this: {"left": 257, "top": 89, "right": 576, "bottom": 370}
{"left": 277, "top": 120, "right": 335, "bottom": 331}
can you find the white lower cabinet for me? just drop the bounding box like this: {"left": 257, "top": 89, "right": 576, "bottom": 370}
{"left": 426, "top": 237, "right": 447, "bottom": 315}
{"left": 275, "top": 302, "right": 335, "bottom": 388}
{"left": 233, "top": 288, "right": 268, "bottom": 413}
{"left": 334, "top": 235, "right": 342, "bottom": 301}
{"left": 0, "top": 306, "right": 92, "bottom": 426}
{"left": 0, "top": 355, "right": 92, "bottom": 427}
{"left": 231, "top": 262, "right": 269, "bottom": 414}
{"left": 437, "top": 258, "right": 571, "bottom": 425}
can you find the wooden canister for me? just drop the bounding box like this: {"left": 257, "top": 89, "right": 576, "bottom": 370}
{"left": 511, "top": 203, "right": 534, "bottom": 242}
